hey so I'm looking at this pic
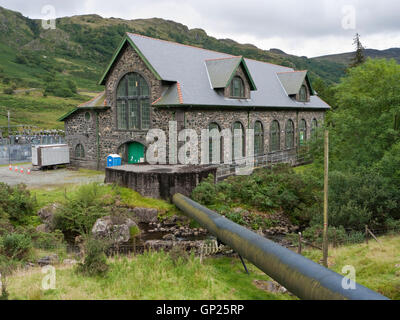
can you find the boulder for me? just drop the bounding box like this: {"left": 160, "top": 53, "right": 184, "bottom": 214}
{"left": 92, "top": 215, "right": 139, "bottom": 244}
{"left": 130, "top": 207, "right": 158, "bottom": 223}
{"left": 37, "top": 254, "right": 59, "bottom": 266}
{"left": 37, "top": 203, "right": 59, "bottom": 231}
{"left": 162, "top": 233, "right": 176, "bottom": 241}
{"left": 36, "top": 224, "right": 50, "bottom": 233}
{"left": 253, "top": 280, "right": 288, "bottom": 294}
{"left": 63, "top": 259, "right": 78, "bottom": 266}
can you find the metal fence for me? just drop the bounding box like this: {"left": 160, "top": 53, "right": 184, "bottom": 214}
{"left": 216, "top": 149, "right": 311, "bottom": 180}
{"left": 0, "top": 135, "right": 65, "bottom": 165}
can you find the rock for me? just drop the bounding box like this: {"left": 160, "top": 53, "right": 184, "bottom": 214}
{"left": 36, "top": 224, "right": 50, "bottom": 233}
{"left": 131, "top": 207, "right": 158, "bottom": 223}
{"left": 163, "top": 234, "right": 176, "bottom": 241}
{"left": 145, "top": 240, "right": 204, "bottom": 254}
{"left": 63, "top": 259, "right": 78, "bottom": 266}
{"left": 92, "top": 215, "right": 139, "bottom": 244}
{"left": 37, "top": 203, "right": 59, "bottom": 231}
{"left": 253, "top": 280, "right": 287, "bottom": 294}
{"left": 395, "top": 264, "right": 400, "bottom": 268}
{"left": 24, "top": 262, "right": 36, "bottom": 269}
{"left": 37, "top": 254, "right": 59, "bottom": 266}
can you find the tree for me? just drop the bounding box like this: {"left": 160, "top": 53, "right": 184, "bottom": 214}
{"left": 319, "top": 59, "right": 400, "bottom": 172}
{"left": 349, "top": 33, "right": 366, "bottom": 69}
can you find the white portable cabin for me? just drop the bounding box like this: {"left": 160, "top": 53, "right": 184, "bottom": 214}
{"left": 32, "top": 144, "right": 70, "bottom": 168}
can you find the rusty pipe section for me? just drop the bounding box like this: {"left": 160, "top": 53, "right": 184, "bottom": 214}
{"left": 172, "top": 193, "right": 389, "bottom": 300}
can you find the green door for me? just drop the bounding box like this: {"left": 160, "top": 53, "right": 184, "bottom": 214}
{"left": 127, "top": 142, "right": 145, "bottom": 164}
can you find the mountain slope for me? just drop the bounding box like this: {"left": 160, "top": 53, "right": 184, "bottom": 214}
{"left": 313, "top": 48, "right": 400, "bottom": 65}
{"left": 0, "top": 5, "right": 346, "bottom": 90}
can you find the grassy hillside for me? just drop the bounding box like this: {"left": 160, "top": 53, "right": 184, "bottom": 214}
{"left": 303, "top": 235, "right": 400, "bottom": 300}
{"left": 7, "top": 253, "right": 293, "bottom": 300}
{"left": 0, "top": 6, "right": 347, "bottom": 91}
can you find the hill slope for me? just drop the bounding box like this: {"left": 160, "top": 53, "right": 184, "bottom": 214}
{"left": 313, "top": 48, "right": 400, "bottom": 65}
{"left": 0, "top": 5, "right": 346, "bottom": 90}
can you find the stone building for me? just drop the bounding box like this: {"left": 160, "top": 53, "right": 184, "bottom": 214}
{"left": 59, "top": 32, "right": 330, "bottom": 170}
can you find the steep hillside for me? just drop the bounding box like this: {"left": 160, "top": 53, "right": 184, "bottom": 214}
{"left": 0, "top": 5, "right": 346, "bottom": 90}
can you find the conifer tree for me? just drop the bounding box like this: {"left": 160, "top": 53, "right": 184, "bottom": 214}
{"left": 349, "top": 33, "right": 366, "bottom": 68}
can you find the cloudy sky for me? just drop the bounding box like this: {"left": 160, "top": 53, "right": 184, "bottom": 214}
{"left": 0, "top": 0, "right": 399, "bottom": 57}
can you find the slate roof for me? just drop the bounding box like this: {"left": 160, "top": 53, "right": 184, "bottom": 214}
{"left": 115, "top": 33, "right": 330, "bottom": 110}
{"left": 58, "top": 92, "right": 109, "bottom": 121}
{"left": 205, "top": 56, "right": 256, "bottom": 90}
{"left": 277, "top": 71, "right": 309, "bottom": 95}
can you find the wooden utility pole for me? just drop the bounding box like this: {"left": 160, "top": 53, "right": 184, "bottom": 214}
{"left": 323, "top": 130, "right": 329, "bottom": 267}
{"left": 7, "top": 110, "right": 10, "bottom": 165}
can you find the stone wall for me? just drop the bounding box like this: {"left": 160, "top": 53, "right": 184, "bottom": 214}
{"left": 64, "top": 42, "right": 326, "bottom": 170}
{"left": 105, "top": 165, "right": 218, "bottom": 200}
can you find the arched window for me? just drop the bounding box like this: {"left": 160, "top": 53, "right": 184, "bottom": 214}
{"left": 299, "top": 119, "right": 307, "bottom": 146}
{"left": 208, "top": 122, "right": 221, "bottom": 164}
{"left": 231, "top": 76, "right": 245, "bottom": 98}
{"left": 75, "top": 144, "right": 85, "bottom": 158}
{"left": 270, "top": 120, "right": 280, "bottom": 152}
{"left": 285, "top": 119, "right": 295, "bottom": 149}
{"left": 116, "top": 73, "right": 150, "bottom": 130}
{"left": 232, "top": 121, "right": 245, "bottom": 159}
{"left": 299, "top": 85, "right": 308, "bottom": 102}
{"left": 254, "top": 121, "right": 264, "bottom": 156}
{"left": 311, "top": 118, "right": 318, "bottom": 139}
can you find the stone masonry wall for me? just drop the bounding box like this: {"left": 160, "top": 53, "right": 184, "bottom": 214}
{"left": 64, "top": 42, "right": 326, "bottom": 170}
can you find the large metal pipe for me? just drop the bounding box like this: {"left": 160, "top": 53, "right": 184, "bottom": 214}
{"left": 173, "top": 193, "right": 389, "bottom": 300}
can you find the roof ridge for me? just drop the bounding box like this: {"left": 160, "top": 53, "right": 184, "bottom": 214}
{"left": 277, "top": 70, "right": 308, "bottom": 74}
{"left": 77, "top": 91, "right": 105, "bottom": 108}
{"left": 127, "top": 32, "right": 294, "bottom": 70}
{"left": 245, "top": 57, "right": 294, "bottom": 70}
{"left": 176, "top": 82, "right": 183, "bottom": 104}
{"left": 205, "top": 56, "right": 241, "bottom": 62}
{"left": 127, "top": 32, "right": 233, "bottom": 57}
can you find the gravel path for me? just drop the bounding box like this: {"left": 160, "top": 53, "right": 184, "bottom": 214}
{"left": 0, "top": 164, "right": 105, "bottom": 188}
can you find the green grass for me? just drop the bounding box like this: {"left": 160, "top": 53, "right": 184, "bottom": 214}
{"left": 302, "top": 235, "right": 400, "bottom": 299}
{"left": 7, "top": 251, "right": 293, "bottom": 300}
{"left": 0, "top": 90, "right": 90, "bottom": 129}
{"left": 31, "top": 182, "right": 179, "bottom": 217}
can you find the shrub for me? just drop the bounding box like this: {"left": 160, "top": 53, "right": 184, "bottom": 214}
{"left": 53, "top": 183, "right": 110, "bottom": 239}
{"left": 76, "top": 238, "right": 109, "bottom": 276}
{"left": 33, "top": 230, "right": 65, "bottom": 250}
{"left": 192, "top": 165, "right": 321, "bottom": 226}
{"left": 3, "top": 88, "right": 13, "bottom": 95}
{"left": 0, "top": 183, "right": 36, "bottom": 225}
{"left": 0, "top": 233, "right": 32, "bottom": 260}
{"left": 327, "top": 170, "right": 399, "bottom": 230}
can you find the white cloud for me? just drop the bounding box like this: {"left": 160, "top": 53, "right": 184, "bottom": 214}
{"left": 0, "top": 0, "right": 399, "bottom": 57}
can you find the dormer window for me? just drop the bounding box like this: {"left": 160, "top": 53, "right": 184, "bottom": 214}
{"left": 299, "top": 85, "right": 308, "bottom": 102}
{"left": 231, "top": 76, "right": 245, "bottom": 98}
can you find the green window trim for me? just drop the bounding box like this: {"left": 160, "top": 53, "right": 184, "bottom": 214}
{"left": 311, "top": 119, "right": 318, "bottom": 139}
{"left": 299, "top": 119, "right": 307, "bottom": 146}
{"left": 75, "top": 144, "right": 85, "bottom": 158}
{"left": 299, "top": 85, "right": 308, "bottom": 102}
{"left": 254, "top": 121, "right": 264, "bottom": 156}
{"left": 208, "top": 122, "right": 221, "bottom": 164}
{"left": 270, "top": 120, "right": 280, "bottom": 152}
{"left": 285, "top": 119, "right": 295, "bottom": 149}
{"left": 232, "top": 121, "right": 245, "bottom": 159}
{"left": 117, "top": 73, "right": 150, "bottom": 131}
{"left": 230, "top": 77, "right": 245, "bottom": 98}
